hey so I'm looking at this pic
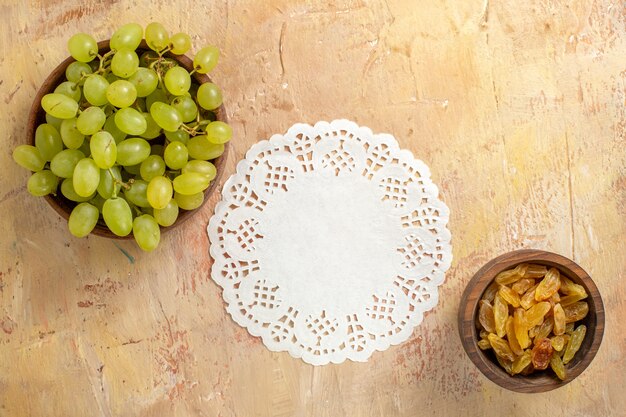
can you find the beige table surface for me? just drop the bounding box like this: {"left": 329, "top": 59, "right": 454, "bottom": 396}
{"left": 0, "top": 0, "right": 624, "bottom": 416}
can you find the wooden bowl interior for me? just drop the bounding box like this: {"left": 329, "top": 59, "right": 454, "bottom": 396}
{"left": 28, "top": 40, "right": 229, "bottom": 239}
{"left": 458, "top": 249, "right": 605, "bottom": 393}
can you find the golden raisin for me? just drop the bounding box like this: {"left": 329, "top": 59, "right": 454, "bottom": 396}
{"left": 505, "top": 316, "right": 524, "bottom": 356}
{"left": 531, "top": 338, "right": 554, "bottom": 370}
{"left": 514, "top": 308, "right": 531, "bottom": 349}
{"left": 534, "top": 317, "right": 554, "bottom": 341}
{"left": 478, "top": 300, "right": 496, "bottom": 333}
{"left": 560, "top": 276, "right": 587, "bottom": 297}
{"left": 511, "top": 350, "right": 532, "bottom": 375}
{"left": 477, "top": 338, "right": 491, "bottom": 350}
{"left": 565, "top": 322, "right": 575, "bottom": 334}
{"left": 563, "top": 324, "right": 586, "bottom": 364}
{"left": 496, "top": 354, "right": 514, "bottom": 375}
{"left": 481, "top": 282, "right": 500, "bottom": 303}
{"left": 550, "top": 334, "right": 567, "bottom": 352}
{"left": 560, "top": 293, "right": 588, "bottom": 307}
{"left": 512, "top": 278, "right": 535, "bottom": 295}
{"left": 499, "top": 285, "right": 521, "bottom": 307}
{"left": 488, "top": 333, "right": 516, "bottom": 362}
{"left": 535, "top": 268, "right": 561, "bottom": 301}
{"left": 548, "top": 292, "right": 560, "bottom": 309}
{"left": 563, "top": 301, "right": 589, "bottom": 323}
{"left": 524, "top": 264, "right": 548, "bottom": 278}
{"left": 495, "top": 268, "right": 522, "bottom": 286}
{"left": 553, "top": 303, "right": 566, "bottom": 335}
{"left": 524, "top": 302, "right": 551, "bottom": 328}
{"left": 493, "top": 293, "right": 508, "bottom": 338}
{"left": 520, "top": 283, "right": 539, "bottom": 309}
{"left": 550, "top": 354, "right": 566, "bottom": 380}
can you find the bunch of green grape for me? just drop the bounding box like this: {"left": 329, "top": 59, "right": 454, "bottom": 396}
{"left": 12, "top": 22, "right": 230, "bottom": 252}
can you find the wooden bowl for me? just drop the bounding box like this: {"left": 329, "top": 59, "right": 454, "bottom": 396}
{"left": 458, "top": 249, "right": 604, "bottom": 393}
{"left": 26, "top": 40, "right": 229, "bottom": 239}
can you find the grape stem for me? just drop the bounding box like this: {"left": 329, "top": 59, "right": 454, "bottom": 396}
{"left": 96, "top": 50, "right": 116, "bottom": 75}
{"left": 108, "top": 168, "right": 132, "bottom": 193}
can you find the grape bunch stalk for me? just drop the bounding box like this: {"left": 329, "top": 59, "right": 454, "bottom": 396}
{"left": 13, "top": 22, "right": 231, "bottom": 251}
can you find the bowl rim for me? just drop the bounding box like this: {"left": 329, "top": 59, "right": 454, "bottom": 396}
{"left": 27, "top": 39, "right": 230, "bottom": 239}
{"left": 458, "top": 249, "right": 605, "bottom": 393}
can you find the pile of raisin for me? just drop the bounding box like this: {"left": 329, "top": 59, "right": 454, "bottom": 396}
{"left": 476, "top": 263, "right": 589, "bottom": 379}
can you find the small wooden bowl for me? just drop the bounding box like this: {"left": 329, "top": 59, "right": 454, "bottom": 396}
{"left": 458, "top": 249, "right": 605, "bottom": 393}
{"left": 26, "top": 40, "right": 229, "bottom": 239}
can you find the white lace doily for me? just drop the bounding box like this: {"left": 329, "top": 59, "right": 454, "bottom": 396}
{"left": 207, "top": 120, "right": 452, "bottom": 365}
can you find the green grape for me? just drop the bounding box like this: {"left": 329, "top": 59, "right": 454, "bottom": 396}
{"left": 68, "top": 202, "right": 99, "bottom": 238}
{"left": 73, "top": 158, "right": 100, "bottom": 197}
{"left": 145, "top": 22, "right": 169, "bottom": 52}
{"left": 83, "top": 74, "right": 109, "bottom": 106}
{"left": 54, "top": 81, "right": 81, "bottom": 102}
{"left": 164, "top": 141, "right": 188, "bottom": 170}
{"left": 182, "top": 160, "right": 216, "bottom": 181}
{"left": 205, "top": 121, "right": 232, "bottom": 144}
{"left": 13, "top": 145, "right": 45, "bottom": 171}
{"left": 124, "top": 179, "right": 150, "bottom": 207}
{"left": 164, "top": 129, "right": 189, "bottom": 144}
{"left": 116, "top": 137, "right": 150, "bottom": 166}
{"left": 140, "top": 155, "right": 166, "bottom": 181}
{"left": 68, "top": 33, "right": 98, "bottom": 62}
{"left": 111, "top": 48, "right": 139, "bottom": 78}
{"left": 174, "top": 191, "right": 204, "bottom": 210}
{"left": 133, "top": 214, "right": 160, "bottom": 252}
{"left": 76, "top": 106, "right": 106, "bottom": 135}
{"left": 150, "top": 144, "right": 164, "bottom": 156}
{"left": 164, "top": 66, "right": 191, "bottom": 96}
{"left": 134, "top": 97, "right": 147, "bottom": 112}
{"left": 60, "top": 118, "right": 85, "bottom": 149}
{"left": 150, "top": 102, "right": 182, "bottom": 132}
{"left": 97, "top": 166, "right": 121, "bottom": 199}
{"left": 78, "top": 140, "right": 91, "bottom": 158}
{"left": 139, "top": 50, "right": 159, "bottom": 67}
{"left": 146, "top": 176, "right": 172, "bottom": 209}
{"left": 41, "top": 93, "right": 78, "bottom": 119}
{"left": 45, "top": 113, "right": 63, "bottom": 131}
{"left": 171, "top": 95, "right": 198, "bottom": 122}
{"left": 196, "top": 82, "right": 222, "bottom": 110}
{"left": 89, "top": 59, "right": 100, "bottom": 72}
{"left": 114, "top": 107, "right": 147, "bottom": 135}
{"left": 110, "top": 23, "right": 143, "bottom": 51}
{"left": 140, "top": 113, "right": 161, "bottom": 139}
{"left": 50, "top": 149, "right": 84, "bottom": 178}
{"left": 106, "top": 80, "right": 137, "bottom": 108}
{"left": 193, "top": 46, "right": 219, "bottom": 74}
{"left": 61, "top": 178, "right": 93, "bottom": 202}
{"left": 169, "top": 32, "right": 192, "bottom": 55}
{"left": 186, "top": 135, "right": 224, "bottom": 160}
{"left": 173, "top": 172, "right": 210, "bottom": 195}
{"left": 35, "top": 123, "right": 63, "bottom": 161}
{"left": 128, "top": 67, "right": 158, "bottom": 97}
{"left": 145, "top": 88, "right": 169, "bottom": 111}
{"left": 105, "top": 73, "right": 120, "bottom": 84}
{"left": 153, "top": 199, "right": 178, "bottom": 226}
{"left": 88, "top": 194, "right": 106, "bottom": 211}
{"left": 65, "top": 61, "right": 92, "bottom": 83}
{"left": 102, "top": 197, "right": 133, "bottom": 236}
{"left": 123, "top": 163, "right": 141, "bottom": 176}
{"left": 27, "top": 170, "right": 59, "bottom": 197}
{"left": 103, "top": 115, "right": 127, "bottom": 144}
{"left": 90, "top": 131, "right": 117, "bottom": 169}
